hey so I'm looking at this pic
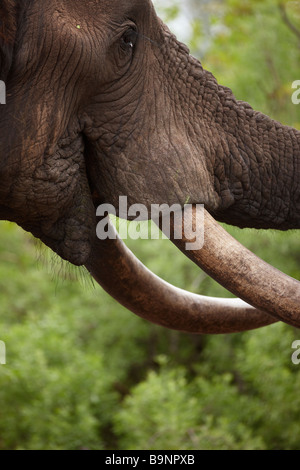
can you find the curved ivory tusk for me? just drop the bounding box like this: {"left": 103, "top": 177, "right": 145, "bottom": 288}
{"left": 170, "top": 206, "right": 300, "bottom": 328}
{"left": 85, "top": 217, "right": 276, "bottom": 334}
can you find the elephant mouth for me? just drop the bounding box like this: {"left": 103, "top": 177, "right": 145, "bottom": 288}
{"left": 84, "top": 203, "right": 300, "bottom": 334}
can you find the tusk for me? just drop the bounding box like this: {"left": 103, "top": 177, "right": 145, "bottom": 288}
{"left": 170, "top": 205, "right": 300, "bottom": 328}
{"left": 85, "top": 216, "right": 276, "bottom": 334}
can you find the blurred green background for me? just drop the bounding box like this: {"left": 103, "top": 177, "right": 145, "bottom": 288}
{"left": 0, "top": 0, "right": 300, "bottom": 450}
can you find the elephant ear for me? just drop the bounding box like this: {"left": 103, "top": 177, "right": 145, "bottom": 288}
{"left": 0, "top": 0, "right": 18, "bottom": 81}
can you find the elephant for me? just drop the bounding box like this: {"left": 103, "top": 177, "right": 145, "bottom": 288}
{"left": 0, "top": 0, "right": 299, "bottom": 335}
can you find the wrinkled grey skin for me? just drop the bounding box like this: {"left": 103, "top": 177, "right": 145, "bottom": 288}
{"left": 0, "top": 0, "right": 299, "bottom": 266}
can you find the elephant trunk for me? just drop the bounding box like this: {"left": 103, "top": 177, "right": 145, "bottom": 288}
{"left": 159, "top": 27, "right": 300, "bottom": 230}
{"left": 211, "top": 93, "right": 300, "bottom": 230}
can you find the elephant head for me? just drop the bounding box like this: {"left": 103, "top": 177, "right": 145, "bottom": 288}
{"left": 0, "top": 0, "right": 300, "bottom": 334}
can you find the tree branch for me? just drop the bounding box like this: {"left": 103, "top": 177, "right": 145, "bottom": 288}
{"left": 278, "top": 2, "right": 300, "bottom": 42}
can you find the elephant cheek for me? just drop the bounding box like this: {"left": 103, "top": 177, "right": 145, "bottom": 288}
{"left": 40, "top": 164, "right": 97, "bottom": 266}
{"left": 18, "top": 141, "right": 97, "bottom": 266}
{"left": 42, "top": 188, "right": 96, "bottom": 266}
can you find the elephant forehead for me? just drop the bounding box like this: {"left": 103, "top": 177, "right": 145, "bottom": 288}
{"left": 54, "top": 0, "right": 153, "bottom": 23}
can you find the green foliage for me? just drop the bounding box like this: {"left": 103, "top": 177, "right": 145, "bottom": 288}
{"left": 1, "top": 220, "right": 300, "bottom": 450}
{"left": 114, "top": 364, "right": 265, "bottom": 450}
{"left": 0, "top": 0, "right": 300, "bottom": 451}
{"left": 200, "top": 0, "right": 300, "bottom": 128}
{"left": 114, "top": 323, "right": 300, "bottom": 450}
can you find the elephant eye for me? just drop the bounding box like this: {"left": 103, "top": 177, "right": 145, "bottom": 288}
{"left": 120, "top": 28, "right": 138, "bottom": 52}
